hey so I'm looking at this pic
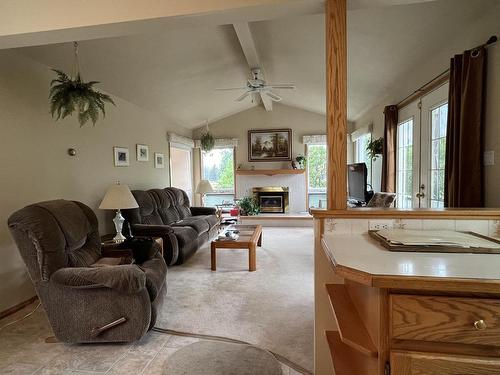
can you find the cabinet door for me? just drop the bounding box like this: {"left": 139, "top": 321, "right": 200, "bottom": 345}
{"left": 391, "top": 351, "right": 500, "bottom": 375}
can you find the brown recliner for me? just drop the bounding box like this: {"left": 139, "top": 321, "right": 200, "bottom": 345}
{"left": 7, "top": 199, "right": 167, "bottom": 343}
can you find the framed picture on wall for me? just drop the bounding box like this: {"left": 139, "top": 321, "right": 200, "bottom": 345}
{"left": 248, "top": 128, "right": 292, "bottom": 162}
{"left": 136, "top": 144, "right": 149, "bottom": 162}
{"left": 113, "top": 147, "right": 130, "bottom": 167}
{"left": 154, "top": 153, "right": 165, "bottom": 169}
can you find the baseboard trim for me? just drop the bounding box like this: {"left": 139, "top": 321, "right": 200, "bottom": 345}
{"left": 0, "top": 295, "right": 38, "bottom": 320}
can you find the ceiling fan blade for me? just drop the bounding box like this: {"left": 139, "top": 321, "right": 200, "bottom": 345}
{"left": 265, "top": 84, "right": 296, "bottom": 90}
{"left": 236, "top": 91, "right": 251, "bottom": 102}
{"left": 265, "top": 91, "right": 282, "bottom": 102}
{"left": 215, "top": 87, "right": 247, "bottom": 91}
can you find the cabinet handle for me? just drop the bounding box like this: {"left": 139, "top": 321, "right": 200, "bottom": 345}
{"left": 474, "top": 319, "right": 487, "bottom": 331}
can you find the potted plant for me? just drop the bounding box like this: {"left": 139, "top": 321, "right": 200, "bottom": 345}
{"left": 200, "top": 121, "right": 215, "bottom": 152}
{"left": 366, "top": 137, "right": 383, "bottom": 161}
{"left": 238, "top": 196, "right": 261, "bottom": 216}
{"left": 295, "top": 155, "right": 306, "bottom": 169}
{"left": 49, "top": 42, "right": 114, "bottom": 126}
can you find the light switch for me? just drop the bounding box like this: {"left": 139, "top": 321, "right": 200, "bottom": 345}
{"left": 484, "top": 151, "right": 495, "bottom": 166}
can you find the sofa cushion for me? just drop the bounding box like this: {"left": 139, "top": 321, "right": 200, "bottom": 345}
{"left": 201, "top": 215, "right": 219, "bottom": 229}
{"left": 130, "top": 190, "right": 164, "bottom": 225}
{"left": 171, "top": 226, "right": 198, "bottom": 248}
{"left": 151, "top": 189, "right": 180, "bottom": 224}
{"left": 166, "top": 187, "right": 192, "bottom": 219}
{"left": 171, "top": 217, "right": 210, "bottom": 234}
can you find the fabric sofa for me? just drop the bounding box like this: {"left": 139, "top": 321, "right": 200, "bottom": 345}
{"left": 123, "top": 187, "right": 219, "bottom": 266}
{"left": 8, "top": 199, "right": 167, "bottom": 343}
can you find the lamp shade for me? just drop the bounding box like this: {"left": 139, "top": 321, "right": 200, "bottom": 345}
{"left": 195, "top": 180, "right": 214, "bottom": 194}
{"left": 99, "top": 183, "right": 138, "bottom": 210}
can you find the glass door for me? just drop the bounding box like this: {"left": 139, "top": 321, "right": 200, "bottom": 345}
{"left": 170, "top": 144, "right": 193, "bottom": 203}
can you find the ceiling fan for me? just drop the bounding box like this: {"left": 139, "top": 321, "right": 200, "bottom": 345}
{"left": 215, "top": 68, "right": 295, "bottom": 103}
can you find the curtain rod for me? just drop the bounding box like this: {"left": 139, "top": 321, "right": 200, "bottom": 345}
{"left": 396, "top": 35, "right": 497, "bottom": 107}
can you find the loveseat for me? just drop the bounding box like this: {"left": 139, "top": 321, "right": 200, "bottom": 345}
{"left": 123, "top": 187, "right": 219, "bottom": 266}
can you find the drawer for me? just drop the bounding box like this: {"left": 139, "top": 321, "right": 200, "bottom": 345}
{"left": 391, "top": 350, "right": 500, "bottom": 375}
{"left": 390, "top": 294, "right": 500, "bottom": 347}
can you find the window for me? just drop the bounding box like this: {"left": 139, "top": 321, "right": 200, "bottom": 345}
{"left": 396, "top": 118, "right": 414, "bottom": 209}
{"left": 170, "top": 145, "right": 193, "bottom": 202}
{"left": 201, "top": 147, "right": 235, "bottom": 207}
{"left": 430, "top": 103, "right": 448, "bottom": 208}
{"left": 353, "top": 133, "right": 372, "bottom": 186}
{"left": 307, "top": 144, "right": 327, "bottom": 208}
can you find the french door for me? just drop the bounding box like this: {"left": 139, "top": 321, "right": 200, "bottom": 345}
{"left": 396, "top": 83, "right": 449, "bottom": 208}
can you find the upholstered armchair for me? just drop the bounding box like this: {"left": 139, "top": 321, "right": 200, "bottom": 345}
{"left": 8, "top": 199, "right": 167, "bottom": 343}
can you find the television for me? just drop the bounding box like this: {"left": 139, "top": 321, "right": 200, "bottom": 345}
{"left": 347, "top": 163, "right": 370, "bottom": 204}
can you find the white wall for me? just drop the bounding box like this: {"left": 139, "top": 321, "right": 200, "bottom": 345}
{"left": 193, "top": 104, "right": 326, "bottom": 211}
{"left": 351, "top": 5, "right": 500, "bottom": 202}
{"left": 0, "top": 49, "right": 191, "bottom": 312}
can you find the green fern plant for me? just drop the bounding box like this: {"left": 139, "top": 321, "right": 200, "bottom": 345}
{"left": 49, "top": 69, "right": 115, "bottom": 127}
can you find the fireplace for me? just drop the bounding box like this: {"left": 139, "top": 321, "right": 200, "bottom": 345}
{"left": 252, "top": 187, "right": 289, "bottom": 214}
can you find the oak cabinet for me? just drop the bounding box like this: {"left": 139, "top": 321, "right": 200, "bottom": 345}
{"left": 391, "top": 351, "right": 500, "bottom": 375}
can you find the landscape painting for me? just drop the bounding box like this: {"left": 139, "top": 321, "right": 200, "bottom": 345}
{"left": 248, "top": 129, "right": 292, "bottom": 162}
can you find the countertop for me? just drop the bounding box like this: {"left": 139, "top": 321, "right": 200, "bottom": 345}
{"left": 322, "top": 232, "right": 500, "bottom": 281}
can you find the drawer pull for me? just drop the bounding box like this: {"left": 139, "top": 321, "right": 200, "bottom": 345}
{"left": 474, "top": 319, "right": 487, "bottom": 331}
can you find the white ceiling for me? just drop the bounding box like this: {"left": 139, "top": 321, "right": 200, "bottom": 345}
{"left": 16, "top": 0, "right": 499, "bottom": 128}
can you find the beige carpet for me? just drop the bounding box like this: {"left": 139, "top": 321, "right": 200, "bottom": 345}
{"left": 155, "top": 227, "right": 313, "bottom": 374}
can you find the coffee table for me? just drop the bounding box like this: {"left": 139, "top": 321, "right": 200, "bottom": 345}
{"left": 211, "top": 224, "right": 262, "bottom": 272}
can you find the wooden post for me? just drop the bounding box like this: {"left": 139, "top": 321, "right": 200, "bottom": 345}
{"left": 326, "top": 0, "right": 347, "bottom": 210}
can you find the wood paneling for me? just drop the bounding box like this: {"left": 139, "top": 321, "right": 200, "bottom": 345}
{"left": 326, "top": 331, "right": 378, "bottom": 375}
{"left": 391, "top": 295, "right": 500, "bottom": 347}
{"left": 326, "top": 0, "right": 347, "bottom": 210}
{"left": 391, "top": 350, "right": 500, "bottom": 375}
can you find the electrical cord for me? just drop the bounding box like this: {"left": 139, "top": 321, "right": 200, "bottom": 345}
{"left": 0, "top": 301, "right": 41, "bottom": 332}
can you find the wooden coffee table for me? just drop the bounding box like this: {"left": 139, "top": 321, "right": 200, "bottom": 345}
{"left": 211, "top": 224, "right": 262, "bottom": 272}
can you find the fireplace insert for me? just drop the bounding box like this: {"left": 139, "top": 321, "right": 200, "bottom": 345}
{"left": 252, "top": 187, "right": 289, "bottom": 213}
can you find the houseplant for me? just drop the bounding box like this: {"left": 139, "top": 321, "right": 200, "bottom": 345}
{"left": 49, "top": 42, "right": 115, "bottom": 126}
{"left": 238, "top": 196, "right": 260, "bottom": 216}
{"left": 295, "top": 155, "right": 306, "bottom": 169}
{"left": 200, "top": 121, "right": 215, "bottom": 152}
{"left": 366, "top": 137, "right": 383, "bottom": 161}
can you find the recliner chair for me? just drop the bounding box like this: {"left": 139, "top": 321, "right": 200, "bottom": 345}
{"left": 7, "top": 199, "right": 167, "bottom": 343}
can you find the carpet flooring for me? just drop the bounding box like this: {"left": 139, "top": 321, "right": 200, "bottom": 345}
{"left": 155, "top": 227, "right": 314, "bottom": 374}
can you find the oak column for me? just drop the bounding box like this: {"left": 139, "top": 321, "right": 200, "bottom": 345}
{"left": 326, "top": 0, "right": 347, "bottom": 210}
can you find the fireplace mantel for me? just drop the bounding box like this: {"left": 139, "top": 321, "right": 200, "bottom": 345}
{"left": 236, "top": 169, "right": 305, "bottom": 176}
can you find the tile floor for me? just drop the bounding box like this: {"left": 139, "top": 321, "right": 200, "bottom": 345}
{"left": 0, "top": 302, "right": 301, "bottom": 374}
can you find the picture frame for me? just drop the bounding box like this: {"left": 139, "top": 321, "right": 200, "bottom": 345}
{"left": 113, "top": 147, "right": 130, "bottom": 167}
{"left": 136, "top": 144, "right": 149, "bottom": 162}
{"left": 248, "top": 128, "right": 292, "bottom": 162}
{"left": 154, "top": 153, "right": 165, "bottom": 169}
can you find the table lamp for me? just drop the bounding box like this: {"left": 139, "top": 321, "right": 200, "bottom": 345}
{"left": 196, "top": 180, "right": 214, "bottom": 206}
{"left": 99, "top": 182, "right": 138, "bottom": 242}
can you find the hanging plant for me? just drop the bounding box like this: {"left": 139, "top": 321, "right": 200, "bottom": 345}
{"left": 366, "top": 137, "right": 384, "bottom": 161}
{"left": 200, "top": 122, "right": 215, "bottom": 152}
{"left": 49, "top": 42, "right": 115, "bottom": 127}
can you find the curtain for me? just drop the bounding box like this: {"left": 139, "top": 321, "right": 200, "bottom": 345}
{"left": 381, "top": 105, "right": 398, "bottom": 192}
{"left": 444, "top": 47, "right": 486, "bottom": 207}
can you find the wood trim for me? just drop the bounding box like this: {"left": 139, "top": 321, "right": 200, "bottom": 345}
{"left": 235, "top": 169, "right": 304, "bottom": 176}
{"left": 326, "top": 284, "right": 378, "bottom": 357}
{"left": 239, "top": 215, "right": 312, "bottom": 221}
{"left": 326, "top": 0, "right": 347, "bottom": 210}
{"left": 397, "top": 71, "right": 450, "bottom": 109}
{"left": 311, "top": 208, "right": 500, "bottom": 219}
{"left": 0, "top": 296, "right": 38, "bottom": 320}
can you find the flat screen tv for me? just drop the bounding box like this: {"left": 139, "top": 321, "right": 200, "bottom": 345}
{"left": 347, "top": 163, "right": 368, "bottom": 204}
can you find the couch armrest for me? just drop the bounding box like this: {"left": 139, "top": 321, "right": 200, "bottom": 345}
{"left": 190, "top": 206, "right": 217, "bottom": 216}
{"left": 51, "top": 265, "right": 146, "bottom": 294}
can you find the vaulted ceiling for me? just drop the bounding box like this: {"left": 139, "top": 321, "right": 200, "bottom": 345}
{"left": 16, "top": 0, "right": 499, "bottom": 128}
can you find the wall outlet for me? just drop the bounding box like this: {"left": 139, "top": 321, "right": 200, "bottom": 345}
{"left": 369, "top": 220, "right": 393, "bottom": 231}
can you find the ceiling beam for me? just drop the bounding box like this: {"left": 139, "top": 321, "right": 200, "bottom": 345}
{"left": 233, "top": 22, "right": 273, "bottom": 111}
